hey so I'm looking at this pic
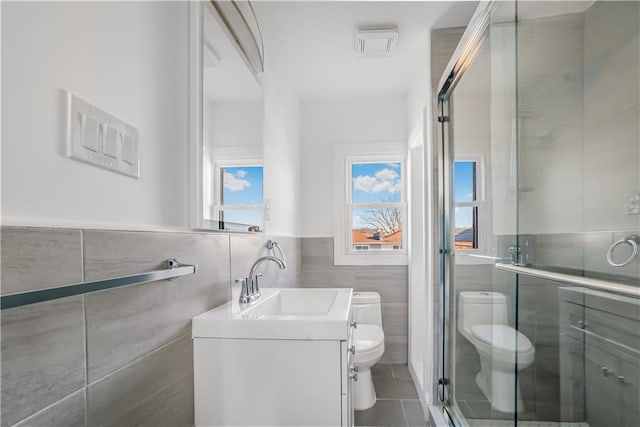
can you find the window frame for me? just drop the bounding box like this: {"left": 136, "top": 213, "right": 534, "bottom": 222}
{"left": 212, "top": 158, "right": 265, "bottom": 231}
{"left": 333, "top": 142, "right": 408, "bottom": 266}
{"left": 453, "top": 153, "right": 486, "bottom": 255}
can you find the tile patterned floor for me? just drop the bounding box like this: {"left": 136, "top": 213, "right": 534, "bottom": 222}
{"left": 354, "top": 364, "right": 430, "bottom": 427}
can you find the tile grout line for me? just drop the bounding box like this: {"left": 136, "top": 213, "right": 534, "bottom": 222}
{"left": 11, "top": 389, "right": 85, "bottom": 427}
{"left": 85, "top": 330, "right": 191, "bottom": 388}
{"left": 81, "top": 229, "right": 89, "bottom": 427}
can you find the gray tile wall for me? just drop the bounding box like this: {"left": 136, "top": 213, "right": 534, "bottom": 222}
{"left": 0, "top": 226, "right": 301, "bottom": 427}
{"left": 299, "top": 237, "right": 408, "bottom": 363}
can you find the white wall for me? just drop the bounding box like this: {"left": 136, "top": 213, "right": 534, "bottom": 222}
{"left": 300, "top": 97, "right": 408, "bottom": 237}
{"left": 406, "top": 41, "right": 430, "bottom": 402}
{"left": 262, "top": 71, "right": 302, "bottom": 237}
{"left": 2, "top": 1, "right": 190, "bottom": 229}
{"left": 204, "top": 101, "right": 263, "bottom": 153}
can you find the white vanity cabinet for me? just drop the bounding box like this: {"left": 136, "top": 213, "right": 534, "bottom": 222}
{"left": 192, "top": 288, "right": 355, "bottom": 427}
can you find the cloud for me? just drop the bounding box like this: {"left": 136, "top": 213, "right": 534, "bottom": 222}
{"left": 353, "top": 168, "right": 401, "bottom": 194}
{"left": 386, "top": 163, "right": 401, "bottom": 169}
{"left": 224, "top": 172, "right": 251, "bottom": 191}
{"left": 375, "top": 168, "right": 398, "bottom": 181}
{"left": 389, "top": 181, "right": 402, "bottom": 193}
{"left": 353, "top": 175, "right": 378, "bottom": 192}
{"left": 236, "top": 170, "right": 248, "bottom": 178}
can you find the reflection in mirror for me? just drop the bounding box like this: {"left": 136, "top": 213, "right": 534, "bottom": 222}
{"left": 201, "top": 2, "right": 264, "bottom": 232}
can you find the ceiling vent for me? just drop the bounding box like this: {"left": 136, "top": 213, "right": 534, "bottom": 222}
{"left": 355, "top": 26, "right": 398, "bottom": 58}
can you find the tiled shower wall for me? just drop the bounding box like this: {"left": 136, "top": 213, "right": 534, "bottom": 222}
{"left": 0, "top": 226, "right": 300, "bottom": 427}
{"left": 299, "top": 237, "right": 408, "bottom": 364}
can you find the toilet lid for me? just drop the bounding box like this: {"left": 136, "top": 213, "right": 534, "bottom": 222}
{"left": 471, "top": 324, "right": 533, "bottom": 352}
{"left": 353, "top": 324, "right": 384, "bottom": 353}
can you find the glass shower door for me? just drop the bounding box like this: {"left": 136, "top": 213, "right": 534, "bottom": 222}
{"left": 437, "top": 2, "right": 519, "bottom": 425}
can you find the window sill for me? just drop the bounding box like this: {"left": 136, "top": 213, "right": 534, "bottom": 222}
{"left": 334, "top": 253, "right": 408, "bottom": 266}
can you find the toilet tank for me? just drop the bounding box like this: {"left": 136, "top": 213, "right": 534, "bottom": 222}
{"left": 351, "top": 292, "right": 382, "bottom": 327}
{"left": 458, "top": 291, "right": 509, "bottom": 332}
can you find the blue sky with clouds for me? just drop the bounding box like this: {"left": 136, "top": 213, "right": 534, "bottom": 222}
{"left": 352, "top": 162, "right": 402, "bottom": 204}
{"left": 222, "top": 166, "right": 263, "bottom": 205}
{"left": 454, "top": 161, "right": 474, "bottom": 228}
{"left": 352, "top": 162, "right": 401, "bottom": 229}
{"left": 220, "top": 166, "right": 263, "bottom": 227}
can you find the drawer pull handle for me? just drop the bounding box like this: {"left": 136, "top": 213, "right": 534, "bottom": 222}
{"left": 349, "top": 345, "right": 356, "bottom": 355}
{"left": 618, "top": 376, "right": 632, "bottom": 386}
{"left": 351, "top": 322, "right": 358, "bottom": 329}
{"left": 601, "top": 367, "right": 616, "bottom": 377}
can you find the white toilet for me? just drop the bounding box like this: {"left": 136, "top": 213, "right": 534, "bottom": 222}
{"left": 351, "top": 292, "right": 385, "bottom": 411}
{"left": 457, "top": 291, "right": 535, "bottom": 414}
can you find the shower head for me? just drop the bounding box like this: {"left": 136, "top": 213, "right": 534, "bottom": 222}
{"left": 518, "top": 77, "right": 549, "bottom": 116}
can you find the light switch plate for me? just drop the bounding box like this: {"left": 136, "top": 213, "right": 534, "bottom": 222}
{"left": 66, "top": 91, "right": 140, "bottom": 178}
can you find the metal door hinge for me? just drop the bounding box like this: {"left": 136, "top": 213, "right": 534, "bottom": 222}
{"left": 438, "top": 377, "right": 449, "bottom": 386}
{"left": 437, "top": 116, "right": 449, "bottom": 123}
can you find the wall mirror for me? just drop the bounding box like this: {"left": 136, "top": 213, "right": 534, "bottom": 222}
{"left": 193, "top": 1, "right": 265, "bottom": 232}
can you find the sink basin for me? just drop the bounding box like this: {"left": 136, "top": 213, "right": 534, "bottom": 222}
{"left": 192, "top": 288, "right": 353, "bottom": 340}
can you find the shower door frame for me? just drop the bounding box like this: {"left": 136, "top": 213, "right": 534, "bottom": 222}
{"left": 432, "top": 0, "right": 504, "bottom": 424}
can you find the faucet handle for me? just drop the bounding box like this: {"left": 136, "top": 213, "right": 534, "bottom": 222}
{"left": 236, "top": 278, "right": 252, "bottom": 304}
{"left": 252, "top": 274, "right": 262, "bottom": 299}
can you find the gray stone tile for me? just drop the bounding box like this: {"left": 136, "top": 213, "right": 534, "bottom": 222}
{"left": 402, "top": 400, "right": 428, "bottom": 427}
{"left": 372, "top": 364, "right": 393, "bottom": 378}
{"left": 84, "top": 230, "right": 230, "bottom": 381}
{"left": 533, "top": 233, "right": 585, "bottom": 271}
{"left": 88, "top": 334, "right": 192, "bottom": 427}
{"left": 380, "top": 336, "right": 408, "bottom": 364}
{"left": 13, "top": 390, "right": 86, "bottom": 427}
{"left": 353, "top": 269, "right": 408, "bottom": 304}
{"left": 373, "top": 378, "right": 418, "bottom": 400}
{"left": 230, "top": 234, "right": 300, "bottom": 289}
{"left": 464, "top": 400, "right": 492, "bottom": 419}
{"left": 1, "top": 227, "right": 82, "bottom": 295}
{"left": 299, "top": 269, "right": 356, "bottom": 288}
{"left": 101, "top": 375, "right": 193, "bottom": 427}
{"left": 355, "top": 399, "right": 407, "bottom": 427}
{"left": 300, "top": 237, "right": 334, "bottom": 267}
{"left": 1, "top": 297, "right": 85, "bottom": 427}
{"left": 381, "top": 303, "right": 408, "bottom": 337}
{"left": 392, "top": 364, "right": 412, "bottom": 380}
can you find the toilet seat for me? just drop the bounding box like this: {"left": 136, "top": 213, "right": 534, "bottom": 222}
{"left": 353, "top": 325, "right": 385, "bottom": 364}
{"left": 471, "top": 324, "right": 533, "bottom": 353}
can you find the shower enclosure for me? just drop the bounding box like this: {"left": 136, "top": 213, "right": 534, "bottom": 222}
{"left": 434, "top": 1, "right": 640, "bottom": 425}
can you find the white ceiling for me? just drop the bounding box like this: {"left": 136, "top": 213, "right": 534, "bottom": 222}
{"left": 254, "top": 1, "right": 478, "bottom": 99}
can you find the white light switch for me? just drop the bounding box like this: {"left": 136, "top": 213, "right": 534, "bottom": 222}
{"left": 121, "top": 134, "right": 136, "bottom": 165}
{"left": 66, "top": 91, "right": 140, "bottom": 178}
{"left": 81, "top": 115, "right": 100, "bottom": 152}
{"left": 103, "top": 125, "right": 119, "bottom": 159}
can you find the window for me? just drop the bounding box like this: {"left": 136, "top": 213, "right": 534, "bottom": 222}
{"left": 213, "top": 163, "right": 264, "bottom": 232}
{"left": 454, "top": 158, "right": 483, "bottom": 250}
{"left": 333, "top": 143, "right": 407, "bottom": 266}
{"left": 350, "top": 161, "right": 404, "bottom": 252}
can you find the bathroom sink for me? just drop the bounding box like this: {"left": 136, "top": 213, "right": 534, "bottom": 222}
{"left": 192, "top": 288, "right": 353, "bottom": 340}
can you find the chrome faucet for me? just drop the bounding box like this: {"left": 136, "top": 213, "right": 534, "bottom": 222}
{"left": 236, "top": 256, "right": 286, "bottom": 304}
